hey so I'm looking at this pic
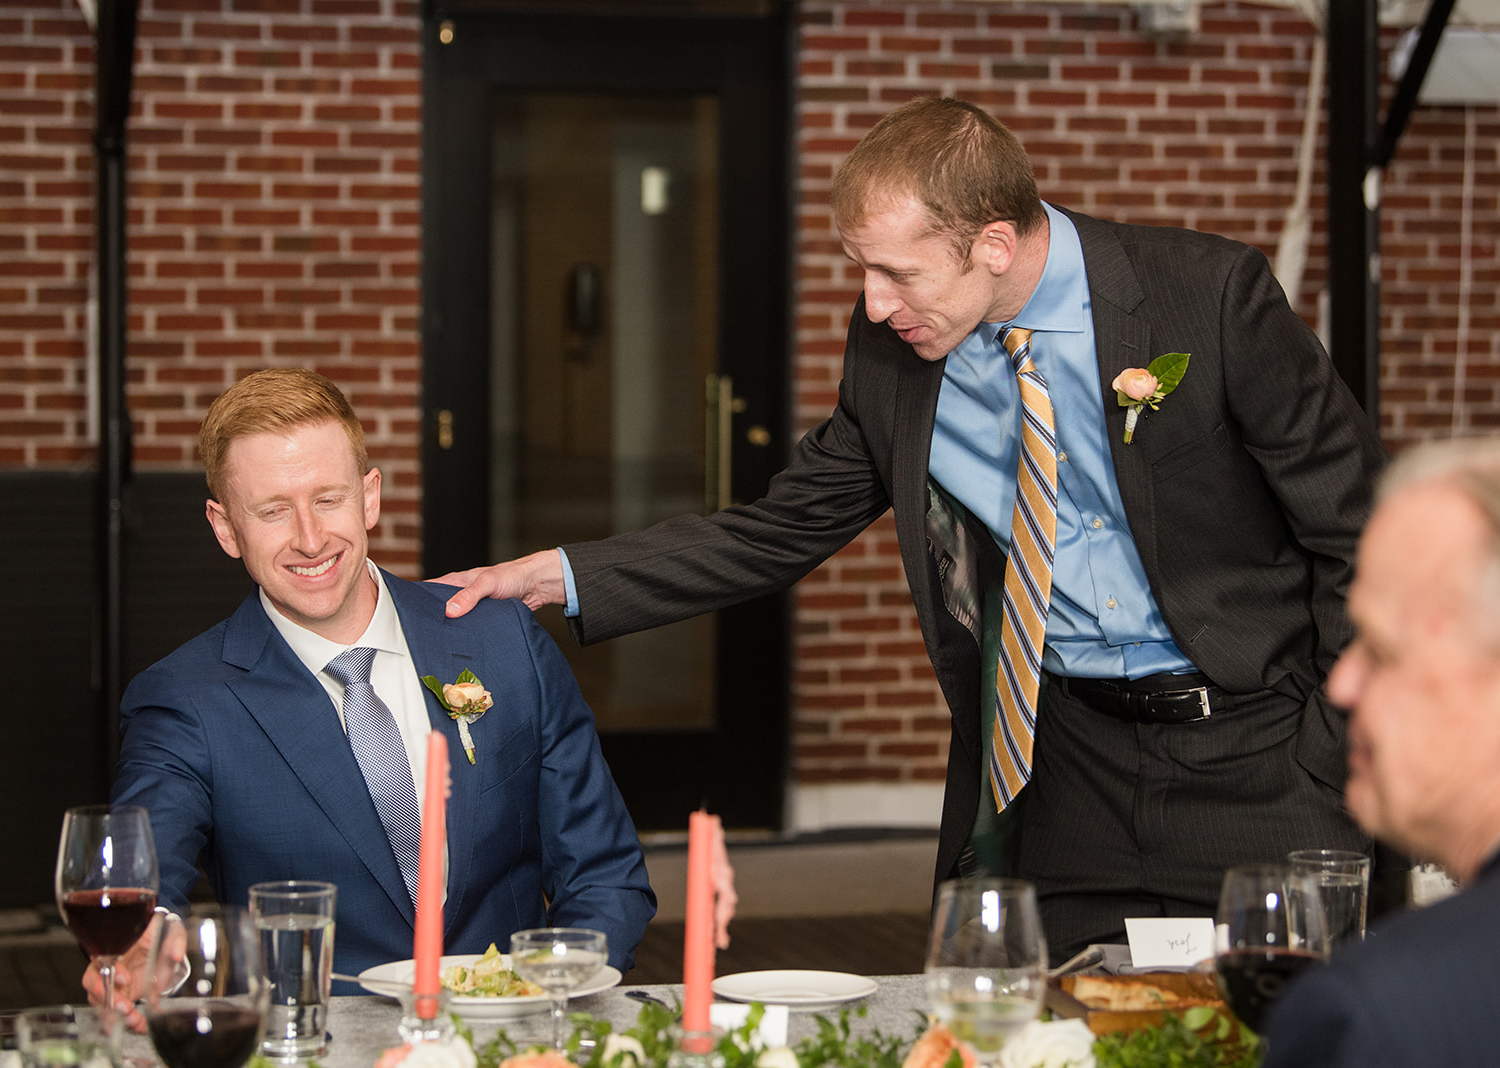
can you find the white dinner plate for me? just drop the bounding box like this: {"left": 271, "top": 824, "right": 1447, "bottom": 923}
{"left": 358, "top": 953, "right": 622, "bottom": 1020}
{"left": 711, "top": 969, "right": 878, "bottom": 1011}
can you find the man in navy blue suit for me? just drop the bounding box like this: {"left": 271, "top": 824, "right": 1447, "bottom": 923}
{"left": 87, "top": 368, "right": 654, "bottom": 1022}
{"left": 1263, "top": 438, "right": 1500, "bottom": 1067}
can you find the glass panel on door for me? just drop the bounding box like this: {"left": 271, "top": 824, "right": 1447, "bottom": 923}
{"left": 488, "top": 91, "right": 720, "bottom": 732}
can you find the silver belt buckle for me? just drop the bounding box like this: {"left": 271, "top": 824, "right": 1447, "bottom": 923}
{"left": 1162, "top": 685, "right": 1212, "bottom": 721}
{"left": 1187, "top": 685, "right": 1211, "bottom": 721}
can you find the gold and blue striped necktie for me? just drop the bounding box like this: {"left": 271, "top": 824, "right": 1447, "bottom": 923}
{"left": 991, "top": 326, "right": 1057, "bottom": 810}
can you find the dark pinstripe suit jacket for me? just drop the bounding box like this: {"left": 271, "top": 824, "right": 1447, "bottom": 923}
{"left": 565, "top": 207, "right": 1386, "bottom": 889}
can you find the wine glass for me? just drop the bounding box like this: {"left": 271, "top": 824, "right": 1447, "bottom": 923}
{"left": 510, "top": 927, "right": 608, "bottom": 1051}
{"left": 143, "top": 909, "right": 270, "bottom": 1068}
{"left": 923, "top": 878, "right": 1048, "bottom": 1067}
{"left": 1212, "top": 863, "right": 1331, "bottom": 1033}
{"left": 55, "top": 804, "right": 160, "bottom": 1015}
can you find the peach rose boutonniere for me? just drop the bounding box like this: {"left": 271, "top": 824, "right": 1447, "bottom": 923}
{"left": 420, "top": 669, "right": 492, "bottom": 764}
{"left": 1111, "top": 352, "right": 1189, "bottom": 444}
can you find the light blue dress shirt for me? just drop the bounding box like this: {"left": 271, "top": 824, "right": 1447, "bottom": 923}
{"left": 929, "top": 204, "right": 1192, "bottom": 680}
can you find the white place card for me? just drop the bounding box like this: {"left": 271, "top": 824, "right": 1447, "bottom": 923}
{"left": 711, "top": 1001, "right": 790, "bottom": 1047}
{"left": 1124, "top": 916, "right": 1216, "bottom": 969}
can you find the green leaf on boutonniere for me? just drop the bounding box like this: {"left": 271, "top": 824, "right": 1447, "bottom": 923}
{"left": 1147, "top": 351, "right": 1190, "bottom": 398}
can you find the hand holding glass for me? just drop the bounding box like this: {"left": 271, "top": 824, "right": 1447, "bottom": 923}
{"left": 55, "top": 805, "right": 160, "bottom": 1015}
{"left": 143, "top": 909, "right": 270, "bottom": 1068}
{"left": 924, "top": 878, "right": 1048, "bottom": 1067}
{"left": 1213, "top": 863, "right": 1330, "bottom": 1033}
{"left": 509, "top": 928, "right": 607, "bottom": 1051}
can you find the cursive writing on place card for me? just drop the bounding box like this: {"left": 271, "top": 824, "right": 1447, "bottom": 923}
{"left": 1124, "top": 917, "right": 1217, "bottom": 970}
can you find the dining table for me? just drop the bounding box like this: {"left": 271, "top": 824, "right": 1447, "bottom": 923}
{"left": 114, "top": 975, "right": 934, "bottom": 1068}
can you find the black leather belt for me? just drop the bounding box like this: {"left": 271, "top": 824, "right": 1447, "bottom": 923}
{"left": 1054, "top": 672, "right": 1246, "bottom": 725}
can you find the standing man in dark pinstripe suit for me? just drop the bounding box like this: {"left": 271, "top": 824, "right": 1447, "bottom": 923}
{"left": 440, "top": 96, "right": 1389, "bottom": 962}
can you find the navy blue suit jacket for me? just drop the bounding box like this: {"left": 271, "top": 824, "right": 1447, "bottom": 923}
{"left": 1263, "top": 855, "right": 1500, "bottom": 1066}
{"left": 113, "top": 570, "right": 655, "bottom": 977}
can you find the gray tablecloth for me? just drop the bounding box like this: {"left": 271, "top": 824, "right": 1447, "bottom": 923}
{"left": 120, "top": 977, "right": 931, "bottom": 1068}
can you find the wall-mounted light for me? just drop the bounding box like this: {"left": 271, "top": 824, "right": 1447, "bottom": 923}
{"left": 641, "top": 166, "right": 671, "bottom": 215}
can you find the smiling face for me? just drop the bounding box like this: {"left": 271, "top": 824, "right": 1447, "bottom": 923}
{"left": 1327, "top": 481, "right": 1500, "bottom": 880}
{"left": 205, "top": 420, "right": 381, "bottom": 644}
{"left": 840, "top": 195, "right": 1023, "bottom": 362}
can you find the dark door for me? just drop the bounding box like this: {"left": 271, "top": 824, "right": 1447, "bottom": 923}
{"left": 421, "top": 8, "right": 791, "bottom": 831}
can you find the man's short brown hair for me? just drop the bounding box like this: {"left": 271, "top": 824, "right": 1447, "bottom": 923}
{"left": 200, "top": 367, "right": 368, "bottom": 502}
{"left": 831, "top": 96, "right": 1046, "bottom": 263}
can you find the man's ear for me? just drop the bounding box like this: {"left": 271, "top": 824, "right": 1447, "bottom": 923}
{"left": 363, "top": 467, "right": 382, "bottom": 531}
{"left": 205, "top": 498, "right": 242, "bottom": 559}
{"left": 975, "top": 220, "right": 1019, "bottom": 276}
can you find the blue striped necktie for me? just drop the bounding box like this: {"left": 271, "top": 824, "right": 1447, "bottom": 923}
{"left": 992, "top": 326, "right": 1057, "bottom": 811}
{"left": 326, "top": 646, "right": 422, "bottom": 905}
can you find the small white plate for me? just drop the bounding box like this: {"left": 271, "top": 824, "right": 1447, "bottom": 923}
{"left": 711, "top": 970, "right": 878, "bottom": 1011}
{"left": 358, "top": 953, "right": 622, "bottom": 1020}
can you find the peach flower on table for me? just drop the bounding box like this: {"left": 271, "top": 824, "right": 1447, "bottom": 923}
{"left": 901, "top": 1022, "right": 977, "bottom": 1068}
{"left": 496, "top": 1053, "right": 577, "bottom": 1068}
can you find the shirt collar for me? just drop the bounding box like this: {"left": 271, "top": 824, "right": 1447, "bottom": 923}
{"left": 262, "top": 559, "right": 405, "bottom": 678}
{"left": 1003, "top": 202, "right": 1089, "bottom": 336}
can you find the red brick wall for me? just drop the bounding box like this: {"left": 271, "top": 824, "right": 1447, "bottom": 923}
{"left": 0, "top": 0, "right": 423, "bottom": 569}
{"left": 4, "top": 0, "right": 1497, "bottom": 795}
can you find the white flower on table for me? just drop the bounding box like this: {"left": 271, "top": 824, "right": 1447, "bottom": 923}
{"left": 996, "top": 1020, "right": 1096, "bottom": 1068}
{"left": 755, "top": 1046, "right": 800, "bottom": 1068}
{"left": 601, "top": 1033, "right": 649, "bottom": 1067}
{"left": 375, "top": 1038, "right": 478, "bottom": 1068}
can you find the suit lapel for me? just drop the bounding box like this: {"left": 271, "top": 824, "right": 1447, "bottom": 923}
{"left": 384, "top": 573, "right": 483, "bottom": 940}
{"left": 1066, "top": 208, "right": 1162, "bottom": 582}
{"left": 890, "top": 337, "right": 986, "bottom": 761}
{"left": 893, "top": 342, "right": 946, "bottom": 658}
{"left": 221, "top": 595, "right": 415, "bottom": 922}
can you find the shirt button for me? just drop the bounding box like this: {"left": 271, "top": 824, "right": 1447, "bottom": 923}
{"left": 1106, "top": 597, "right": 1118, "bottom": 609}
{"left": 1091, "top": 518, "right": 1104, "bottom": 530}
{"left": 1057, "top": 450, "right": 1068, "bottom": 463}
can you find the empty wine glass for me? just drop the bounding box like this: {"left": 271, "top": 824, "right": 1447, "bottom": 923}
{"left": 510, "top": 927, "right": 607, "bottom": 1051}
{"left": 55, "top": 804, "right": 160, "bottom": 1015}
{"left": 1213, "top": 863, "right": 1330, "bottom": 1033}
{"left": 143, "top": 909, "right": 269, "bottom": 1068}
{"left": 924, "top": 878, "right": 1047, "bottom": 1067}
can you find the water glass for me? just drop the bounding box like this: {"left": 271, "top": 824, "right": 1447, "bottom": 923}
{"left": 248, "top": 880, "right": 337, "bottom": 1060}
{"left": 1287, "top": 849, "right": 1370, "bottom": 951}
{"left": 15, "top": 1006, "right": 122, "bottom": 1068}
{"left": 923, "top": 878, "right": 1047, "bottom": 1067}
{"left": 510, "top": 927, "right": 608, "bottom": 1051}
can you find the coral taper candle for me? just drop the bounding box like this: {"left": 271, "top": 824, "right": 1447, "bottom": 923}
{"left": 682, "top": 810, "right": 716, "bottom": 1033}
{"left": 413, "top": 731, "right": 449, "bottom": 1018}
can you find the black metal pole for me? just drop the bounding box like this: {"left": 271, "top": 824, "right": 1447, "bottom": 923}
{"left": 1379, "top": 0, "right": 1457, "bottom": 168}
{"left": 1325, "top": 0, "right": 1381, "bottom": 420}
{"left": 95, "top": 0, "right": 138, "bottom": 778}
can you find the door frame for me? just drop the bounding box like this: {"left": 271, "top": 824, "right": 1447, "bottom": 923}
{"left": 419, "top": 6, "right": 794, "bottom": 830}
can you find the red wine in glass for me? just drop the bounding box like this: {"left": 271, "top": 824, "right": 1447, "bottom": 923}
{"left": 145, "top": 910, "right": 269, "bottom": 1068}
{"left": 1213, "top": 946, "right": 1323, "bottom": 1032}
{"left": 54, "top": 804, "right": 160, "bottom": 1013}
{"left": 60, "top": 887, "right": 158, "bottom": 958}
{"left": 147, "top": 1004, "right": 264, "bottom": 1068}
